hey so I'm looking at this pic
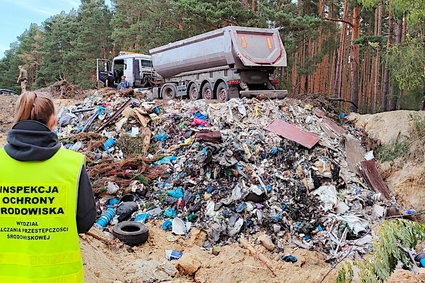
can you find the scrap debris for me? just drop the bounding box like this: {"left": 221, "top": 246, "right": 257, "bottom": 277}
{"left": 57, "top": 90, "right": 404, "bottom": 262}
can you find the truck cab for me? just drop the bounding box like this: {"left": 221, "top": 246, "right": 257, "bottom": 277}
{"left": 96, "top": 51, "right": 155, "bottom": 88}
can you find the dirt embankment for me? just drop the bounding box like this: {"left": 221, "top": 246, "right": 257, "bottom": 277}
{"left": 349, "top": 110, "right": 425, "bottom": 219}
{"left": 80, "top": 224, "right": 336, "bottom": 283}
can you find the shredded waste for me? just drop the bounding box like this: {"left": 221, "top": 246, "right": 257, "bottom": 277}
{"left": 57, "top": 87, "right": 404, "bottom": 262}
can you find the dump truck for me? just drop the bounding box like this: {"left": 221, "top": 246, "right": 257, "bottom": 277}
{"left": 150, "top": 26, "right": 287, "bottom": 100}
{"left": 97, "top": 26, "right": 287, "bottom": 100}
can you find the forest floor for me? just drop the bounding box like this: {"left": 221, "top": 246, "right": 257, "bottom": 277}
{"left": 0, "top": 93, "right": 424, "bottom": 283}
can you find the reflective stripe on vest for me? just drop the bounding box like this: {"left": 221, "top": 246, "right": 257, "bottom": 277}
{"left": 0, "top": 148, "right": 84, "bottom": 283}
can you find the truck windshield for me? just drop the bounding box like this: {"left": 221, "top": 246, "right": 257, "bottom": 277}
{"left": 141, "top": 60, "right": 153, "bottom": 68}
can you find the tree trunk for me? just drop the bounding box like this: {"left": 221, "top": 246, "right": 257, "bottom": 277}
{"left": 350, "top": 5, "right": 360, "bottom": 111}
{"left": 333, "top": 0, "right": 349, "bottom": 98}
{"left": 242, "top": 0, "right": 248, "bottom": 9}
{"left": 388, "top": 18, "right": 403, "bottom": 110}
{"left": 373, "top": 4, "right": 382, "bottom": 113}
{"left": 382, "top": 0, "right": 394, "bottom": 111}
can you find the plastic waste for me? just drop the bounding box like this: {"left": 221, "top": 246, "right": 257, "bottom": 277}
{"left": 128, "top": 127, "right": 139, "bottom": 137}
{"left": 172, "top": 217, "right": 190, "bottom": 235}
{"left": 134, "top": 213, "right": 149, "bottom": 223}
{"left": 162, "top": 219, "right": 173, "bottom": 231}
{"left": 103, "top": 137, "right": 116, "bottom": 151}
{"left": 236, "top": 202, "right": 247, "bottom": 213}
{"left": 108, "top": 199, "right": 120, "bottom": 205}
{"left": 192, "top": 117, "right": 209, "bottom": 127}
{"left": 336, "top": 214, "right": 368, "bottom": 235}
{"left": 153, "top": 156, "right": 177, "bottom": 166}
{"left": 313, "top": 185, "right": 337, "bottom": 211}
{"left": 116, "top": 201, "right": 138, "bottom": 222}
{"left": 146, "top": 207, "right": 162, "bottom": 216}
{"left": 187, "top": 214, "right": 198, "bottom": 222}
{"left": 156, "top": 129, "right": 168, "bottom": 142}
{"left": 281, "top": 254, "right": 297, "bottom": 263}
{"left": 228, "top": 217, "right": 243, "bottom": 236}
{"left": 167, "top": 188, "right": 184, "bottom": 198}
{"left": 95, "top": 205, "right": 116, "bottom": 227}
{"left": 164, "top": 208, "right": 177, "bottom": 218}
{"left": 165, "top": 250, "right": 183, "bottom": 260}
{"left": 107, "top": 182, "right": 120, "bottom": 194}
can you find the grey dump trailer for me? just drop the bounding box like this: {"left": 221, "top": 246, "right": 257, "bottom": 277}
{"left": 149, "top": 26, "right": 287, "bottom": 100}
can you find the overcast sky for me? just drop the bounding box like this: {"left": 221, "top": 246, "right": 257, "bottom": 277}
{"left": 0, "top": 0, "right": 83, "bottom": 58}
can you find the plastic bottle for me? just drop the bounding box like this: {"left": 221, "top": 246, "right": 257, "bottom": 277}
{"left": 103, "top": 138, "right": 116, "bottom": 151}
{"left": 95, "top": 205, "right": 116, "bottom": 228}
{"left": 134, "top": 213, "right": 149, "bottom": 223}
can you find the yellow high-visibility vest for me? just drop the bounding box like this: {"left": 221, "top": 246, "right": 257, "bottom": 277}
{"left": 0, "top": 147, "right": 85, "bottom": 283}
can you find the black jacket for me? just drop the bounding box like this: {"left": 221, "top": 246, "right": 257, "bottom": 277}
{"left": 4, "top": 120, "right": 96, "bottom": 233}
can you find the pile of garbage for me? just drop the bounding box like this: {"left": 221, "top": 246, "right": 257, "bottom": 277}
{"left": 57, "top": 88, "right": 399, "bottom": 262}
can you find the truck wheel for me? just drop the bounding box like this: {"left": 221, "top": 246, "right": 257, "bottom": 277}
{"left": 189, "top": 83, "right": 200, "bottom": 100}
{"left": 112, "top": 221, "right": 149, "bottom": 246}
{"left": 202, "top": 83, "right": 213, "bottom": 100}
{"left": 161, "top": 84, "right": 177, "bottom": 100}
{"left": 216, "top": 82, "right": 229, "bottom": 101}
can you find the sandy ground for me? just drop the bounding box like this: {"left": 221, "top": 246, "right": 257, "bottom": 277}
{"left": 1, "top": 95, "right": 424, "bottom": 282}
{"left": 80, "top": 223, "right": 337, "bottom": 283}
{"left": 348, "top": 110, "right": 425, "bottom": 145}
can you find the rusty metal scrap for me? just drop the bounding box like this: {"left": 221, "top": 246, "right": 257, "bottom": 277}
{"left": 266, "top": 119, "right": 320, "bottom": 149}
{"left": 359, "top": 160, "right": 392, "bottom": 200}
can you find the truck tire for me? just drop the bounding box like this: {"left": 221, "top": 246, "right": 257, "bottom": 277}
{"left": 112, "top": 221, "right": 149, "bottom": 246}
{"left": 189, "top": 83, "right": 200, "bottom": 100}
{"left": 161, "top": 83, "right": 177, "bottom": 100}
{"left": 216, "top": 82, "right": 229, "bottom": 101}
{"left": 202, "top": 83, "right": 213, "bottom": 100}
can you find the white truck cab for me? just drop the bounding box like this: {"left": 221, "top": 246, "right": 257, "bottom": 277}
{"left": 97, "top": 51, "right": 155, "bottom": 88}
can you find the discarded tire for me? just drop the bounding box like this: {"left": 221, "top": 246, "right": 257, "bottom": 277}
{"left": 112, "top": 221, "right": 149, "bottom": 246}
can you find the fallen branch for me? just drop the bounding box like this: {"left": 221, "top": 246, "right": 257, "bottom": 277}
{"left": 328, "top": 98, "right": 358, "bottom": 109}
{"left": 240, "top": 238, "right": 277, "bottom": 277}
{"left": 324, "top": 17, "right": 353, "bottom": 27}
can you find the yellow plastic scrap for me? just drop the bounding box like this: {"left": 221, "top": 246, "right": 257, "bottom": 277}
{"left": 305, "top": 104, "right": 314, "bottom": 110}
{"left": 203, "top": 193, "right": 212, "bottom": 200}
{"left": 255, "top": 104, "right": 259, "bottom": 116}
{"left": 167, "top": 137, "right": 194, "bottom": 153}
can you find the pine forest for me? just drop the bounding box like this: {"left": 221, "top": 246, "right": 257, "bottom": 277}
{"left": 0, "top": 0, "right": 424, "bottom": 113}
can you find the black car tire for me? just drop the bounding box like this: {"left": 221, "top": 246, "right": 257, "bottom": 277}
{"left": 112, "top": 221, "right": 149, "bottom": 246}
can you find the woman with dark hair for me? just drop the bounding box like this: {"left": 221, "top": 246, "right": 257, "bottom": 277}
{"left": 0, "top": 92, "right": 96, "bottom": 282}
